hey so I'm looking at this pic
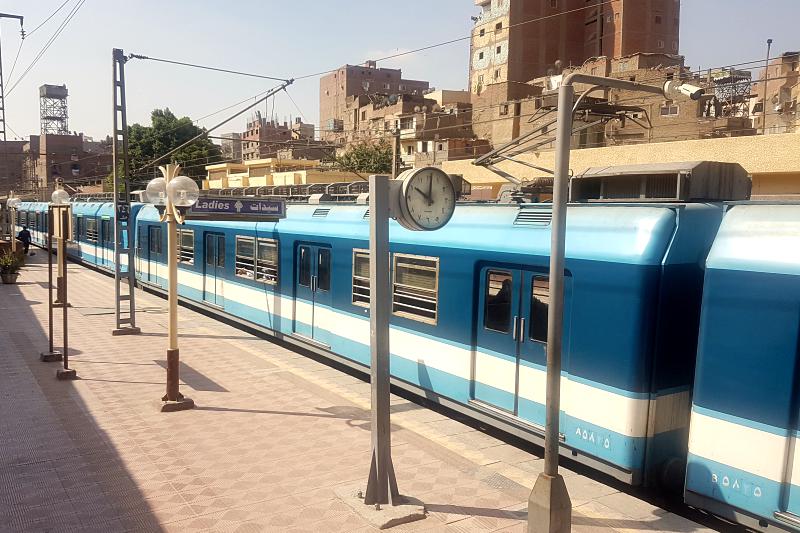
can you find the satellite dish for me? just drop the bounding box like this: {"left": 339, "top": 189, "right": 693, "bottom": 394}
{"left": 554, "top": 59, "right": 563, "bottom": 71}
{"left": 433, "top": 104, "right": 442, "bottom": 112}
{"left": 414, "top": 106, "right": 421, "bottom": 113}
{"left": 422, "top": 106, "right": 428, "bottom": 113}
{"left": 388, "top": 94, "right": 399, "bottom": 105}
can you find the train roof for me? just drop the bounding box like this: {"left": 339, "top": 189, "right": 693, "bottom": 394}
{"left": 707, "top": 203, "right": 800, "bottom": 276}
{"left": 137, "top": 201, "right": 716, "bottom": 266}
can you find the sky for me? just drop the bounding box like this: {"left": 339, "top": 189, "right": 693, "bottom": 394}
{"left": 2, "top": 0, "right": 798, "bottom": 141}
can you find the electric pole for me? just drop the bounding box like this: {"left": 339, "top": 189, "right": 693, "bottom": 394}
{"left": 0, "top": 12, "right": 24, "bottom": 142}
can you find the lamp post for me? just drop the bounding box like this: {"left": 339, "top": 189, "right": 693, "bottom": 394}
{"left": 146, "top": 163, "right": 199, "bottom": 412}
{"left": 6, "top": 193, "right": 19, "bottom": 253}
{"left": 40, "top": 186, "right": 70, "bottom": 363}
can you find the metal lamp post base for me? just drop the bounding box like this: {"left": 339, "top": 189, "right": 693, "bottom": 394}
{"left": 40, "top": 351, "right": 63, "bottom": 362}
{"left": 112, "top": 326, "right": 141, "bottom": 336}
{"left": 528, "top": 473, "right": 571, "bottom": 533}
{"left": 56, "top": 368, "right": 77, "bottom": 380}
{"left": 157, "top": 396, "right": 195, "bottom": 412}
{"left": 335, "top": 485, "right": 425, "bottom": 530}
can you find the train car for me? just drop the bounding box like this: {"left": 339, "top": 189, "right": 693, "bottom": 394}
{"left": 686, "top": 203, "right": 800, "bottom": 531}
{"left": 133, "top": 194, "right": 724, "bottom": 487}
{"left": 70, "top": 201, "right": 143, "bottom": 270}
{"left": 14, "top": 201, "right": 49, "bottom": 247}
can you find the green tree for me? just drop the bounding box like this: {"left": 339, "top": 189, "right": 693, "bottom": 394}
{"left": 335, "top": 140, "right": 393, "bottom": 174}
{"left": 105, "top": 108, "right": 222, "bottom": 191}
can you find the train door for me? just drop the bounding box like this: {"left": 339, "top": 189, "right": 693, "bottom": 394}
{"left": 293, "top": 244, "right": 332, "bottom": 345}
{"left": 203, "top": 233, "right": 225, "bottom": 306}
{"left": 101, "top": 218, "right": 112, "bottom": 266}
{"left": 146, "top": 225, "right": 162, "bottom": 283}
{"left": 473, "top": 267, "right": 554, "bottom": 428}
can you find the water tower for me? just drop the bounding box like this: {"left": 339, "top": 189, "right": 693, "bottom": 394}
{"left": 39, "top": 84, "right": 69, "bottom": 135}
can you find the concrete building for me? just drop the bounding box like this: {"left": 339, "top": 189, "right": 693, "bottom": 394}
{"left": 203, "top": 158, "right": 362, "bottom": 190}
{"left": 472, "top": 53, "right": 753, "bottom": 150}
{"left": 319, "top": 62, "right": 429, "bottom": 143}
{"left": 220, "top": 133, "right": 243, "bottom": 161}
{"left": 241, "top": 111, "right": 315, "bottom": 161}
{"left": 469, "top": 0, "right": 680, "bottom": 98}
{"left": 751, "top": 51, "right": 800, "bottom": 135}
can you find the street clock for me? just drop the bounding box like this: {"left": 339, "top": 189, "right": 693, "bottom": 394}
{"left": 395, "top": 167, "right": 457, "bottom": 231}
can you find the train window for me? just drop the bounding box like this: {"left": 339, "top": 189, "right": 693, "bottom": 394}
{"left": 392, "top": 254, "right": 438, "bottom": 324}
{"left": 318, "top": 248, "right": 331, "bottom": 291}
{"left": 299, "top": 246, "right": 311, "bottom": 287}
{"left": 529, "top": 277, "right": 550, "bottom": 343}
{"left": 485, "top": 270, "right": 512, "bottom": 333}
{"left": 256, "top": 238, "right": 279, "bottom": 284}
{"left": 86, "top": 218, "right": 98, "bottom": 243}
{"left": 149, "top": 226, "right": 162, "bottom": 254}
{"left": 177, "top": 229, "right": 194, "bottom": 264}
{"left": 101, "top": 219, "right": 113, "bottom": 247}
{"left": 235, "top": 236, "right": 255, "bottom": 279}
{"left": 352, "top": 249, "right": 370, "bottom": 307}
{"left": 71, "top": 215, "right": 77, "bottom": 240}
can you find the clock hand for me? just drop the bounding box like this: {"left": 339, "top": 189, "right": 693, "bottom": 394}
{"left": 427, "top": 176, "right": 433, "bottom": 206}
{"left": 414, "top": 186, "right": 431, "bottom": 202}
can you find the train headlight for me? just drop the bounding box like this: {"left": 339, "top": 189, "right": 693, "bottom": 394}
{"left": 145, "top": 177, "right": 168, "bottom": 206}
{"left": 166, "top": 175, "right": 199, "bottom": 209}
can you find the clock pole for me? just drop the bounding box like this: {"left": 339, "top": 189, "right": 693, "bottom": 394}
{"left": 364, "top": 174, "right": 400, "bottom": 506}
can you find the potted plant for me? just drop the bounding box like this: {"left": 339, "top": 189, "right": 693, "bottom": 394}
{"left": 0, "top": 250, "right": 22, "bottom": 284}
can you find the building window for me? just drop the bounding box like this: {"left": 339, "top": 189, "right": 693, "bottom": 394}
{"left": 660, "top": 101, "right": 679, "bottom": 116}
{"left": 392, "top": 254, "right": 439, "bottom": 324}
{"left": 383, "top": 83, "right": 390, "bottom": 90}
{"left": 495, "top": 22, "right": 502, "bottom": 31}
{"left": 255, "top": 238, "right": 279, "bottom": 284}
{"left": 437, "top": 143, "right": 443, "bottom": 151}
{"left": 479, "top": 28, "right": 485, "bottom": 37}
{"left": 361, "top": 110, "right": 367, "bottom": 121}
{"left": 406, "top": 145, "right": 413, "bottom": 155}
{"left": 421, "top": 141, "right": 428, "bottom": 153}
{"left": 494, "top": 69, "right": 501, "bottom": 80}
{"left": 500, "top": 104, "right": 509, "bottom": 116}
{"left": 235, "top": 236, "right": 256, "bottom": 279}
{"left": 496, "top": 45, "right": 502, "bottom": 54}
{"left": 352, "top": 249, "right": 370, "bottom": 307}
{"left": 177, "top": 228, "right": 194, "bottom": 264}
{"left": 655, "top": 15, "right": 662, "bottom": 24}
{"left": 399, "top": 84, "right": 406, "bottom": 91}
{"left": 479, "top": 51, "right": 484, "bottom": 60}
{"left": 657, "top": 39, "right": 665, "bottom": 49}
{"left": 529, "top": 278, "right": 550, "bottom": 343}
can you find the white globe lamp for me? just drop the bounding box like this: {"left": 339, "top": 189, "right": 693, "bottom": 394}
{"left": 167, "top": 175, "right": 200, "bottom": 209}
{"left": 145, "top": 177, "right": 168, "bottom": 206}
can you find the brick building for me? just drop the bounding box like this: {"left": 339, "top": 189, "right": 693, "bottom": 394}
{"left": 319, "top": 62, "right": 429, "bottom": 143}
{"left": 0, "top": 141, "right": 27, "bottom": 196}
{"left": 220, "top": 133, "right": 243, "bottom": 161}
{"left": 20, "top": 133, "right": 113, "bottom": 194}
{"left": 241, "top": 112, "right": 316, "bottom": 161}
{"left": 469, "top": 0, "right": 680, "bottom": 98}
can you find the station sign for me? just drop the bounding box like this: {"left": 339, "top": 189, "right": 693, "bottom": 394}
{"left": 186, "top": 198, "right": 286, "bottom": 220}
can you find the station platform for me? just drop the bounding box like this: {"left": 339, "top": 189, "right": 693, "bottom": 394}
{"left": 0, "top": 253, "right": 723, "bottom": 532}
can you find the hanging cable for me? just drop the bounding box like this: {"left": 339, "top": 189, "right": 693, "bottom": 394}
{"left": 127, "top": 54, "right": 291, "bottom": 83}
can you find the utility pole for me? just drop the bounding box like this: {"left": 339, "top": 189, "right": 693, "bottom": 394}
{"left": 391, "top": 129, "right": 400, "bottom": 178}
{"left": 0, "top": 12, "right": 24, "bottom": 143}
{"left": 111, "top": 48, "right": 140, "bottom": 336}
{"left": 762, "top": 38, "right": 773, "bottom": 135}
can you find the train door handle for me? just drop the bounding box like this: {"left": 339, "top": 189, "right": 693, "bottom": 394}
{"left": 512, "top": 315, "right": 519, "bottom": 341}
{"left": 519, "top": 318, "right": 525, "bottom": 343}
{"left": 311, "top": 275, "right": 317, "bottom": 292}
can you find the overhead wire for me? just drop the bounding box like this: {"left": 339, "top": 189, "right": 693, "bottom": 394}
{"left": 7, "top": 0, "right": 87, "bottom": 96}
{"left": 25, "top": 0, "right": 72, "bottom": 37}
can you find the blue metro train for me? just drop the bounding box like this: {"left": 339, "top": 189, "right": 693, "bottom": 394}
{"left": 12, "top": 163, "right": 800, "bottom": 532}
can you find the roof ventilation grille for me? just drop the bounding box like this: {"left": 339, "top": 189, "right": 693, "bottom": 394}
{"left": 514, "top": 208, "right": 552, "bottom": 226}
{"left": 363, "top": 209, "right": 370, "bottom": 219}
{"left": 312, "top": 207, "right": 331, "bottom": 218}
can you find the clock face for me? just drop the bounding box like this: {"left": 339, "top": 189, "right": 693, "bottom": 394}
{"left": 400, "top": 167, "right": 456, "bottom": 231}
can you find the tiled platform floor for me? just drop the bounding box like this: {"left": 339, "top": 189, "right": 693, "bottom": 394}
{"left": 0, "top": 253, "right": 724, "bottom": 532}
